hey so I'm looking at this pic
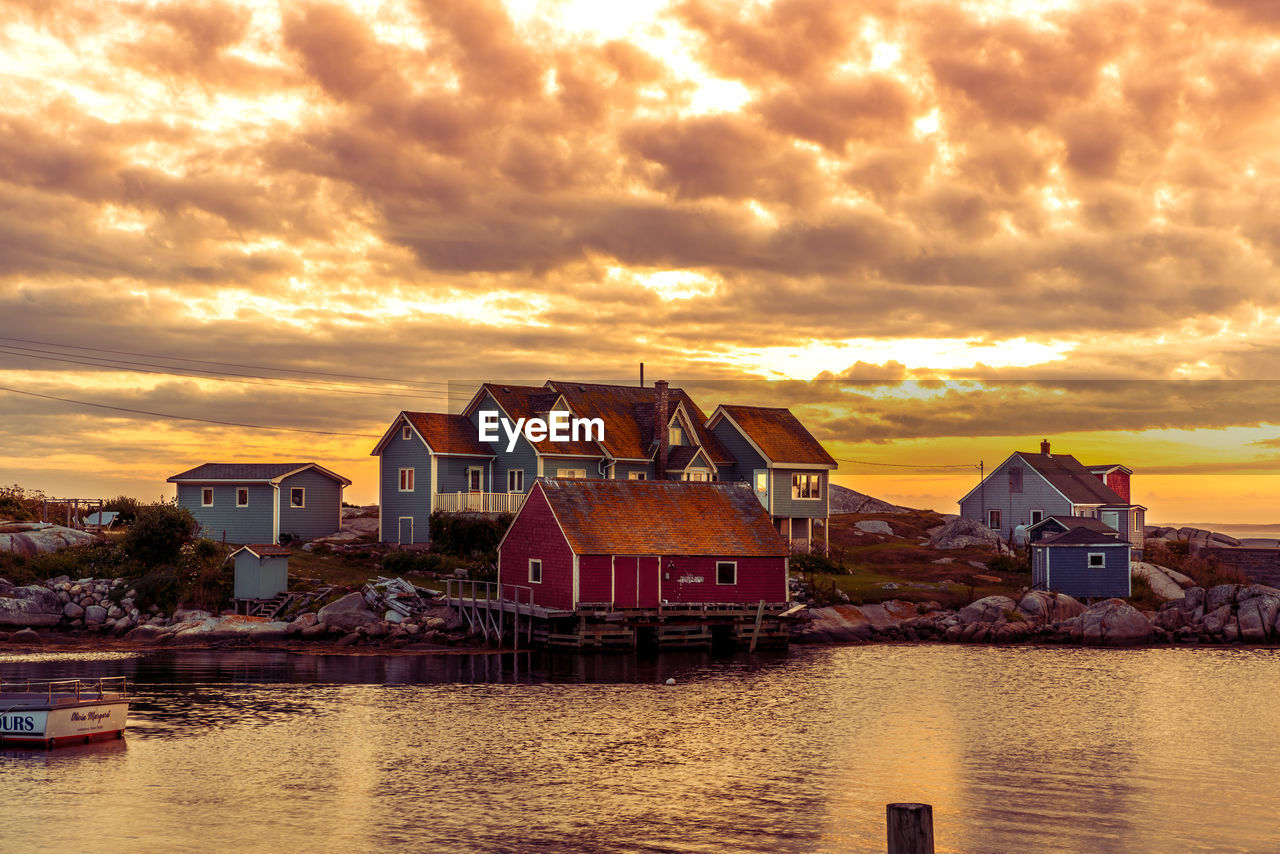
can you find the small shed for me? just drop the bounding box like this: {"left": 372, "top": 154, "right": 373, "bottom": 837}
{"left": 229, "top": 544, "right": 291, "bottom": 600}
{"left": 1031, "top": 526, "right": 1131, "bottom": 600}
{"left": 1026, "top": 515, "right": 1121, "bottom": 545}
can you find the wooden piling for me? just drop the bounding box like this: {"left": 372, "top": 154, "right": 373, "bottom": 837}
{"left": 886, "top": 803, "right": 933, "bottom": 854}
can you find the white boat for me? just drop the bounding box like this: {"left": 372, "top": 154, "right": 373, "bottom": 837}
{"left": 0, "top": 677, "right": 129, "bottom": 748}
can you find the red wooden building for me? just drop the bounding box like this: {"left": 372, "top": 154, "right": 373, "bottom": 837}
{"left": 498, "top": 479, "right": 791, "bottom": 611}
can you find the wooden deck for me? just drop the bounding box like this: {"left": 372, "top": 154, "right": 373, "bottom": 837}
{"left": 444, "top": 580, "right": 794, "bottom": 650}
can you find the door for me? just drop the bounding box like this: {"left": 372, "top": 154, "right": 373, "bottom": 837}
{"left": 638, "top": 555, "right": 660, "bottom": 607}
{"left": 613, "top": 556, "right": 638, "bottom": 608}
{"left": 398, "top": 517, "right": 413, "bottom": 545}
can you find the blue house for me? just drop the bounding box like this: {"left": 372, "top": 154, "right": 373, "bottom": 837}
{"left": 1031, "top": 526, "right": 1132, "bottom": 600}
{"left": 168, "top": 463, "right": 351, "bottom": 545}
{"left": 370, "top": 380, "right": 837, "bottom": 552}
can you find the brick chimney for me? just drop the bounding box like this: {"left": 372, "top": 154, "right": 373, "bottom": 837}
{"left": 655, "top": 379, "right": 669, "bottom": 480}
{"left": 1040, "top": 439, "right": 1050, "bottom": 455}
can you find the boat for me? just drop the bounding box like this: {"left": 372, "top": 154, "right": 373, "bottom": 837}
{"left": 0, "top": 677, "right": 129, "bottom": 748}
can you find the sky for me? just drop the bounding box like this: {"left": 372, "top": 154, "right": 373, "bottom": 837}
{"left": 3, "top": 0, "right": 1280, "bottom": 522}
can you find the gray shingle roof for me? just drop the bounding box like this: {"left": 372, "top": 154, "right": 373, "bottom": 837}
{"left": 1038, "top": 526, "right": 1130, "bottom": 547}
{"left": 167, "top": 463, "right": 350, "bottom": 485}
{"left": 1018, "top": 453, "right": 1128, "bottom": 505}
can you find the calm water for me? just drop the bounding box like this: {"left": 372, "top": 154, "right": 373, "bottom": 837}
{"left": 2, "top": 646, "right": 1279, "bottom": 853}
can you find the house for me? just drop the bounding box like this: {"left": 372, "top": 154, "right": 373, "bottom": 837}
{"left": 371, "top": 379, "right": 836, "bottom": 551}
{"left": 958, "top": 440, "right": 1145, "bottom": 558}
{"left": 497, "top": 478, "right": 791, "bottom": 611}
{"left": 228, "top": 544, "right": 291, "bottom": 600}
{"left": 1031, "top": 526, "right": 1132, "bottom": 599}
{"left": 168, "top": 462, "right": 351, "bottom": 545}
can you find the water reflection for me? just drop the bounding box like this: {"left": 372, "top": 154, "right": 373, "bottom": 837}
{"left": 2, "top": 646, "right": 1279, "bottom": 853}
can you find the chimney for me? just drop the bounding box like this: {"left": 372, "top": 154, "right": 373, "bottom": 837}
{"left": 655, "top": 379, "right": 669, "bottom": 479}
{"left": 1040, "top": 439, "right": 1050, "bottom": 455}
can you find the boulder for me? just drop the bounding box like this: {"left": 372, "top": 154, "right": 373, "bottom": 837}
{"left": 1160, "top": 566, "right": 1197, "bottom": 589}
{"left": 854, "top": 520, "right": 895, "bottom": 536}
{"left": 0, "top": 586, "right": 64, "bottom": 627}
{"left": 1206, "top": 585, "right": 1240, "bottom": 613}
{"left": 1015, "top": 591, "right": 1085, "bottom": 625}
{"left": 9, "top": 627, "right": 41, "bottom": 645}
{"left": 1079, "top": 599, "right": 1153, "bottom": 646}
{"left": 1131, "top": 563, "right": 1186, "bottom": 602}
{"left": 928, "top": 517, "right": 1010, "bottom": 552}
{"left": 300, "top": 623, "right": 327, "bottom": 639}
{"left": 0, "top": 524, "right": 99, "bottom": 556}
{"left": 63, "top": 602, "right": 85, "bottom": 620}
{"left": 798, "top": 606, "right": 874, "bottom": 643}
{"left": 957, "top": 595, "right": 1017, "bottom": 626}
{"left": 1180, "top": 587, "right": 1206, "bottom": 612}
{"left": 1238, "top": 594, "right": 1280, "bottom": 643}
{"left": 1203, "top": 605, "right": 1233, "bottom": 636}
{"left": 317, "top": 593, "right": 381, "bottom": 633}
{"left": 84, "top": 605, "right": 107, "bottom": 624}
{"left": 173, "top": 609, "right": 213, "bottom": 624}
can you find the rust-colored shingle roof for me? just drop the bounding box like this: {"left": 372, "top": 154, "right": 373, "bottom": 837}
{"left": 535, "top": 479, "right": 788, "bottom": 557}
{"left": 475, "top": 383, "right": 600, "bottom": 456}
{"left": 714, "top": 405, "right": 836, "bottom": 467}
{"left": 404, "top": 412, "right": 495, "bottom": 456}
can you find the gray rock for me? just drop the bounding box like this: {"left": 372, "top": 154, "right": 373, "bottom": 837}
{"left": 1180, "top": 587, "right": 1206, "bottom": 612}
{"left": 9, "top": 627, "right": 41, "bottom": 644}
{"left": 1015, "top": 590, "right": 1085, "bottom": 625}
{"left": 292, "top": 612, "right": 319, "bottom": 629}
{"left": 1206, "top": 585, "right": 1240, "bottom": 613}
{"left": 1080, "top": 599, "right": 1153, "bottom": 646}
{"left": 0, "top": 586, "right": 64, "bottom": 627}
{"left": 85, "top": 605, "right": 107, "bottom": 624}
{"left": 63, "top": 602, "right": 85, "bottom": 619}
{"left": 317, "top": 593, "right": 380, "bottom": 633}
{"left": 1203, "top": 604, "right": 1233, "bottom": 636}
{"left": 958, "top": 595, "right": 1018, "bottom": 626}
{"left": 855, "top": 520, "right": 895, "bottom": 536}
{"left": 1237, "top": 597, "right": 1273, "bottom": 643}
{"left": 928, "top": 517, "right": 1011, "bottom": 552}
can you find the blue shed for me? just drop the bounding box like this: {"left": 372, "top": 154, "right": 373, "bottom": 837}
{"left": 1031, "top": 526, "right": 1132, "bottom": 600}
{"left": 168, "top": 462, "right": 352, "bottom": 545}
{"left": 229, "top": 544, "right": 291, "bottom": 600}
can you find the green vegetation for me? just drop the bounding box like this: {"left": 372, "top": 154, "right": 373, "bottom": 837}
{"left": 0, "top": 484, "right": 45, "bottom": 522}
{"left": 1144, "top": 539, "right": 1248, "bottom": 588}
{"left": 123, "top": 505, "right": 199, "bottom": 567}
{"left": 428, "top": 512, "right": 511, "bottom": 562}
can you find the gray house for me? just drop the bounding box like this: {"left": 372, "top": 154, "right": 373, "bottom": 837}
{"left": 229, "top": 543, "right": 291, "bottom": 600}
{"left": 370, "top": 380, "right": 837, "bottom": 552}
{"left": 1031, "top": 526, "right": 1132, "bottom": 599}
{"left": 958, "top": 441, "right": 1145, "bottom": 558}
{"left": 168, "top": 463, "right": 351, "bottom": 545}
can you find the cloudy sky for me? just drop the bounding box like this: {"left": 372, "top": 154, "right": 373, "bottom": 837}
{"left": 3, "top": 0, "right": 1280, "bottom": 522}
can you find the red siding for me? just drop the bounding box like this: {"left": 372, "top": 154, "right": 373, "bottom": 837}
{"left": 1106, "top": 471, "right": 1130, "bottom": 502}
{"left": 499, "top": 488, "right": 576, "bottom": 610}
{"left": 578, "top": 555, "right": 613, "bottom": 604}
{"left": 659, "top": 555, "right": 786, "bottom": 605}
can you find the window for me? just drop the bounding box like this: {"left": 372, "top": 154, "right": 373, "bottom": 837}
{"left": 468, "top": 467, "right": 483, "bottom": 492}
{"left": 627, "top": 471, "right": 646, "bottom": 481}
{"left": 402, "top": 425, "right": 411, "bottom": 440}
{"left": 557, "top": 468, "right": 585, "bottom": 479}
{"left": 987, "top": 509, "right": 1001, "bottom": 530}
{"left": 716, "top": 561, "right": 736, "bottom": 585}
{"left": 1008, "top": 466, "right": 1023, "bottom": 493}
{"left": 668, "top": 426, "right": 684, "bottom": 446}
{"left": 507, "top": 469, "right": 524, "bottom": 493}
{"left": 684, "top": 471, "right": 710, "bottom": 482}
{"left": 792, "top": 473, "right": 821, "bottom": 499}
{"left": 755, "top": 470, "right": 768, "bottom": 492}
{"left": 1088, "top": 553, "right": 1106, "bottom": 568}
{"left": 1029, "top": 510, "right": 1043, "bottom": 525}
{"left": 201, "top": 488, "right": 214, "bottom": 507}
{"left": 290, "top": 488, "right": 305, "bottom": 508}
{"left": 529, "top": 559, "right": 542, "bottom": 584}
{"left": 236, "top": 488, "right": 248, "bottom": 508}
{"left": 399, "top": 468, "right": 414, "bottom": 492}
{"left": 1133, "top": 514, "right": 1141, "bottom": 533}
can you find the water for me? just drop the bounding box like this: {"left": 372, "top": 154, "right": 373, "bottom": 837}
{"left": 2, "top": 646, "right": 1279, "bottom": 853}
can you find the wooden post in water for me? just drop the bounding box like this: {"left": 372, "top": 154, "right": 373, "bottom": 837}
{"left": 886, "top": 803, "right": 933, "bottom": 854}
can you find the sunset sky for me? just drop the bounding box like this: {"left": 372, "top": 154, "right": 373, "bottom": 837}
{"left": 4, "top": 0, "right": 1280, "bottom": 523}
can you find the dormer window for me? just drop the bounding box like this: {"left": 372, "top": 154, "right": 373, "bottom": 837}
{"left": 669, "top": 426, "right": 684, "bottom": 446}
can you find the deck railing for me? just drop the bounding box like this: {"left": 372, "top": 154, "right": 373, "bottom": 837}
{"left": 433, "top": 491, "right": 527, "bottom": 514}
{"left": 0, "top": 676, "right": 127, "bottom": 702}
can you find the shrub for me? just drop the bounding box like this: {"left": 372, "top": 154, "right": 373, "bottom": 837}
{"left": 790, "top": 551, "right": 847, "bottom": 575}
{"left": 101, "top": 495, "right": 142, "bottom": 526}
{"left": 382, "top": 550, "right": 443, "bottom": 576}
{"left": 0, "top": 484, "right": 44, "bottom": 522}
{"left": 428, "top": 512, "right": 512, "bottom": 560}
{"left": 987, "top": 553, "right": 1029, "bottom": 574}
{"left": 124, "top": 505, "right": 199, "bottom": 568}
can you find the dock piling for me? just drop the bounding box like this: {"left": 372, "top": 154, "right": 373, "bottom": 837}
{"left": 886, "top": 803, "right": 933, "bottom": 854}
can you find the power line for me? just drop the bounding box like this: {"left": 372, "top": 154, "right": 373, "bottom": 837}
{"left": 0, "top": 344, "right": 452, "bottom": 401}
{"left": 0, "top": 385, "right": 382, "bottom": 438}
{"left": 0, "top": 335, "right": 457, "bottom": 389}
{"left": 834, "top": 457, "right": 979, "bottom": 469}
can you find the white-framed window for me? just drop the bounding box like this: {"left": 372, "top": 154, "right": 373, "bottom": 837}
{"left": 508, "top": 469, "right": 524, "bottom": 493}
{"left": 716, "top": 561, "right": 736, "bottom": 585}
{"left": 557, "top": 468, "right": 585, "bottom": 479}
{"left": 1088, "top": 552, "right": 1106, "bottom": 569}
{"left": 987, "top": 509, "right": 1001, "bottom": 530}
{"left": 792, "top": 473, "right": 820, "bottom": 499}
{"left": 1101, "top": 510, "right": 1120, "bottom": 531}
{"left": 1133, "top": 514, "right": 1141, "bottom": 533}
{"left": 236, "top": 487, "right": 249, "bottom": 508}
{"left": 669, "top": 425, "right": 684, "bottom": 446}
{"left": 399, "top": 468, "right": 414, "bottom": 492}
{"left": 628, "top": 471, "right": 646, "bottom": 481}
{"left": 684, "top": 470, "right": 710, "bottom": 482}
{"left": 201, "top": 488, "right": 214, "bottom": 507}
{"left": 402, "top": 425, "right": 411, "bottom": 440}
{"left": 529, "top": 558, "right": 542, "bottom": 584}
{"left": 1029, "top": 509, "right": 1043, "bottom": 525}
{"left": 468, "top": 467, "right": 483, "bottom": 492}
{"left": 290, "top": 487, "right": 305, "bottom": 508}
{"left": 754, "top": 470, "right": 768, "bottom": 492}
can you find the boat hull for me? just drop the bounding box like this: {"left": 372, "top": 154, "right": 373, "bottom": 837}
{"left": 0, "top": 701, "right": 129, "bottom": 748}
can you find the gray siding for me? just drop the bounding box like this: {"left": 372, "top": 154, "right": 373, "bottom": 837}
{"left": 770, "top": 468, "right": 829, "bottom": 519}
{"left": 709, "top": 419, "right": 766, "bottom": 483}
{"left": 278, "top": 469, "right": 343, "bottom": 541}
{"left": 959, "top": 455, "right": 1073, "bottom": 540}
{"left": 379, "top": 418, "right": 432, "bottom": 544}
{"left": 179, "top": 482, "right": 275, "bottom": 544}
{"left": 613, "top": 462, "right": 655, "bottom": 480}
{"left": 234, "top": 553, "right": 289, "bottom": 599}
{"left": 437, "top": 455, "right": 491, "bottom": 493}
{"left": 543, "top": 456, "right": 602, "bottom": 479}
{"left": 468, "top": 392, "right": 539, "bottom": 492}
{"left": 1033, "top": 543, "right": 1131, "bottom": 599}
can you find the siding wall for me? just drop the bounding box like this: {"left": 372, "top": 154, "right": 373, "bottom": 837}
{"left": 379, "top": 417, "right": 433, "bottom": 543}
{"left": 578, "top": 555, "right": 616, "bottom": 603}
{"left": 659, "top": 555, "right": 787, "bottom": 604}
{"left": 498, "top": 488, "right": 576, "bottom": 609}
{"left": 543, "top": 456, "right": 602, "bottom": 479}
{"left": 233, "top": 553, "right": 289, "bottom": 599}
{"left": 709, "top": 419, "right": 766, "bottom": 484}
{"left": 959, "top": 455, "right": 1073, "bottom": 539}
{"left": 278, "top": 469, "right": 343, "bottom": 540}
{"left": 1033, "top": 543, "right": 1131, "bottom": 599}
{"left": 468, "top": 391, "right": 540, "bottom": 492}
{"left": 770, "top": 468, "right": 829, "bottom": 518}
{"left": 179, "top": 482, "right": 275, "bottom": 544}
{"left": 612, "top": 462, "right": 655, "bottom": 481}
{"left": 436, "top": 455, "right": 492, "bottom": 494}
